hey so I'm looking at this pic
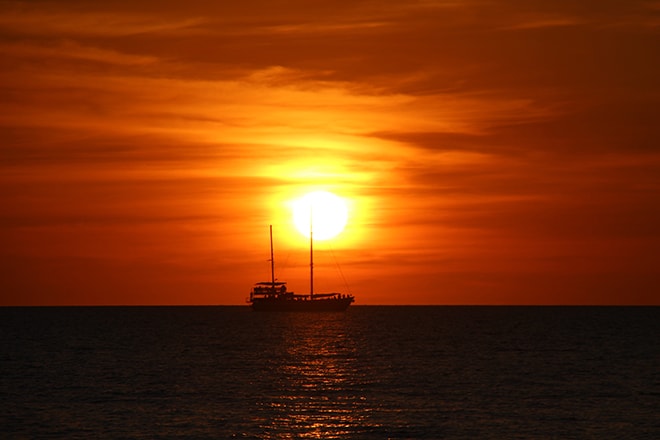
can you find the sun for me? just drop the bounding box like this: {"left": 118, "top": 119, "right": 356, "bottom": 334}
{"left": 292, "top": 191, "right": 348, "bottom": 240}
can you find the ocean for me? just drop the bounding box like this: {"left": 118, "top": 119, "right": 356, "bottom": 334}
{"left": 2, "top": 306, "right": 659, "bottom": 439}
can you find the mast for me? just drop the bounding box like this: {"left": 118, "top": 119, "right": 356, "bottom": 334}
{"left": 269, "top": 225, "right": 275, "bottom": 287}
{"left": 310, "top": 210, "right": 314, "bottom": 298}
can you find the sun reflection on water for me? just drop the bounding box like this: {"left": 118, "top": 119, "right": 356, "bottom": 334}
{"left": 256, "top": 314, "right": 373, "bottom": 439}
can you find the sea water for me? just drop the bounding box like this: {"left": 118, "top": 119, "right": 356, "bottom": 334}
{"left": 2, "top": 306, "right": 659, "bottom": 439}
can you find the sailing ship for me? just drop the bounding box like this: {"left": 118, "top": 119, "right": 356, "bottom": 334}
{"left": 248, "top": 225, "right": 354, "bottom": 311}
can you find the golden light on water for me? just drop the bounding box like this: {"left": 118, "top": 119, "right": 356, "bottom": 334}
{"left": 265, "top": 314, "right": 365, "bottom": 438}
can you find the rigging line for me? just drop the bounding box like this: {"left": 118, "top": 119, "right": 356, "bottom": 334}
{"left": 327, "top": 242, "right": 352, "bottom": 296}
{"left": 279, "top": 249, "right": 293, "bottom": 281}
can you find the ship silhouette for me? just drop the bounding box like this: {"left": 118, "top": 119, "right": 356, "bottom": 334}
{"left": 248, "top": 225, "right": 354, "bottom": 311}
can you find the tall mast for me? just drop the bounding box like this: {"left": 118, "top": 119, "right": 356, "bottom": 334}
{"left": 269, "top": 225, "right": 275, "bottom": 287}
{"left": 310, "top": 209, "right": 314, "bottom": 298}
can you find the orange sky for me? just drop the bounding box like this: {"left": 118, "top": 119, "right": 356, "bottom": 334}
{"left": 1, "top": 0, "right": 659, "bottom": 305}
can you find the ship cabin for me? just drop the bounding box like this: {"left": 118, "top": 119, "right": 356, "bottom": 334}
{"left": 250, "top": 281, "right": 288, "bottom": 299}
{"left": 249, "top": 281, "right": 350, "bottom": 302}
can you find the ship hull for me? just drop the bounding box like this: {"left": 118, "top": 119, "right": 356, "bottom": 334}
{"left": 251, "top": 297, "right": 353, "bottom": 312}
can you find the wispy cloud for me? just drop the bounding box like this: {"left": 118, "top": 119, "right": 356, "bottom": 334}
{"left": 500, "top": 15, "right": 584, "bottom": 30}
{"left": 0, "top": 40, "right": 158, "bottom": 65}
{"left": 0, "top": 6, "right": 203, "bottom": 37}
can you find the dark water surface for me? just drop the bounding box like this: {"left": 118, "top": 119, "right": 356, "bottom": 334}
{"left": 2, "top": 306, "right": 659, "bottom": 439}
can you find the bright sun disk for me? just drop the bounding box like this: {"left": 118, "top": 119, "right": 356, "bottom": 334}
{"left": 292, "top": 191, "right": 348, "bottom": 240}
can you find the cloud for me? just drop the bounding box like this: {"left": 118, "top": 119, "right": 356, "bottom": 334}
{"left": 0, "top": 40, "right": 158, "bottom": 65}
{"left": 500, "top": 16, "right": 584, "bottom": 30}
{"left": 0, "top": 5, "right": 203, "bottom": 37}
